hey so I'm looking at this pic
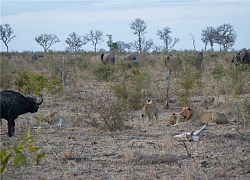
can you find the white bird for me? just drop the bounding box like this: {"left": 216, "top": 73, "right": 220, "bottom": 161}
{"left": 174, "top": 123, "right": 208, "bottom": 141}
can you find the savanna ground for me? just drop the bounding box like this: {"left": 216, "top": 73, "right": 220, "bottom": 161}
{"left": 0, "top": 50, "right": 250, "bottom": 180}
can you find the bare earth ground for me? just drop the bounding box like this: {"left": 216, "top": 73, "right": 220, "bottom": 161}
{"left": 1, "top": 103, "right": 250, "bottom": 180}
{"left": 1, "top": 52, "right": 250, "bottom": 179}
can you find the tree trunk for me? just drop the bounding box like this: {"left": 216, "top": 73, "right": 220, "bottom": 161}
{"left": 165, "top": 68, "right": 172, "bottom": 109}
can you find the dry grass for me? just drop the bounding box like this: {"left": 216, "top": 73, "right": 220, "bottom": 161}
{"left": 1, "top": 51, "right": 250, "bottom": 179}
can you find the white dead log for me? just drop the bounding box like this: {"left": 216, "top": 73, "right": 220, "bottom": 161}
{"left": 174, "top": 123, "right": 208, "bottom": 141}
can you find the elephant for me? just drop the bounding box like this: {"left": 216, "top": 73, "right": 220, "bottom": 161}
{"left": 164, "top": 55, "right": 172, "bottom": 66}
{"left": 124, "top": 53, "right": 137, "bottom": 61}
{"left": 124, "top": 53, "right": 138, "bottom": 68}
{"left": 126, "top": 60, "right": 139, "bottom": 68}
{"left": 232, "top": 48, "right": 250, "bottom": 65}
{"left": 196, "top": 51, "right": 203, "bottom": 61}
{"left": 101, "top": 53, "right": 115, "bottom": 65}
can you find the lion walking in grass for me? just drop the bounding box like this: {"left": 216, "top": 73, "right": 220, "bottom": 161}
{"left": 141, "top": 99, "right": 159, "bottom": 124}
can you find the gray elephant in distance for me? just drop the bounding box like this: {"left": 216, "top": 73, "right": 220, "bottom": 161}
{"left": 124, "top": 53, "right": 139, "bottom": 68}
{"left": 232, "top": 48, "right": 250, "bottom": 65}
{"left": 124, "top": 53, "right": 136, "bottom": 61}
{"left": 101, "top": 53, "right": 115, "bottom": 65}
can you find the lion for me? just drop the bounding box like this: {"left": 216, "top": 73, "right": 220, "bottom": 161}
{"left": 44, "top": 111, "right": 62, "bottom": 128}
{"left": 178, "top": 106, "right": 235, "bottom": 124}
{"left": 200, "top": 97, "right": 215, "bottom": 109}
{"left": 141, "top": 99, "right": 159, "bottom": 123}
{"left": 169, "top": 113, "right": 177, "bottom": 125}
{"left": 44, "top": 112, "right": 85, "bottom": 128}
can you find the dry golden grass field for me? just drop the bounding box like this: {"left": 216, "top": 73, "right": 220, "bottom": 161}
{"left": 1, "top": 51, "right": 250, "bottom": 179}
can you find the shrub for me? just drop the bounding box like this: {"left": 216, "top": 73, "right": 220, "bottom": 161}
{"left": 226, "top": 66, "right": 246, "bottom": 96}
{"left": 67, "top": 56, "right": 90, "bottom": 70}
{"left": 46, "top": 77, "right": 63, "bottom": 95}
{"left": 176, "top": 68, "right": 202, "bottom": 105}
{"left": 110, "top": 68, "right": 151, "bottom": 110}
{"left": 212, "top": 62, "right": 224, "bottom": 80}
{"left": 93, "top": 64, "right": 115, "bottom": 81}
{"left": 0, "top": 59, "right": 13, "bottom": 89}
{"left": 14, "top": 68, "right": 47, "bottom": 94}
{"left": 14, "top": 68, "right": 63, "bottom": 96}
{"left": 83, "top": 90, "right": 132, "bottom": 131}
{"left": 241, "top": 99, "right": 250, "bottom": 129}
{"left": 0, "top": 128, "right": 45, "bottom": 175}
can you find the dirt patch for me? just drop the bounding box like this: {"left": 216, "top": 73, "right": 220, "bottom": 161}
{"left": 1, "top": 109, "right": 250, "bottom": 179}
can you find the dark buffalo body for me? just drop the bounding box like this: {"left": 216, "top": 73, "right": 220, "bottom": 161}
{"left": 0, "top": 90, "right": 43, "bottom": 137}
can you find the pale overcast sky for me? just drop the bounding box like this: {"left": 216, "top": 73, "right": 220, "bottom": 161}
{"left": 1, "top": 0, "right": 250, "bottom": 52}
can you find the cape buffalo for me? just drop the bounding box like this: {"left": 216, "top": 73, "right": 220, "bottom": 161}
{"left": 0, "top": 90, "right": 43, "bottom": 137}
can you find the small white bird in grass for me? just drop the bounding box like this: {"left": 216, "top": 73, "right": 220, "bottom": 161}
{"left": 174, "top": 123, "right": 208, "bottom": 141}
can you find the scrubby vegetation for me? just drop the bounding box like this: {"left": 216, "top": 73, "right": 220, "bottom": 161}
{"left": 0, "top": 50, "right": 250, "bottom": 179}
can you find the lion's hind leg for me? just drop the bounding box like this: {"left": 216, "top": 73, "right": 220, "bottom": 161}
{"left": 212, "top": 112, "right": 229, "bottom": 124}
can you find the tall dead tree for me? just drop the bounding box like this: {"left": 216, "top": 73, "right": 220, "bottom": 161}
{"left": 190, "top": 33, "right": 196, "bottom": 51}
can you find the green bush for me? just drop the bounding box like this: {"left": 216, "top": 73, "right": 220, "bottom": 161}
{"left": 0, "top": 128, "right": 45, "bottom": 174}
{"left": 83, "top": 92, "right": 132, "bottom": 131}
{"left": 226, "top": 66, "right": 246, "bottom": 96}
{"left": 14, "top": 68, "right": 62, "bottom": 96}
{"left": 14, "top": 68, "right": 47, "bottom": 94}
{"left": 242, "top": 99, "right": 250, "bottom": 128}
{"left": 110, "top": 68, "right": 151, "bottom": 110}
{"left": 46, "top": 77, "right": 63, "bottom": 95}
{"left": 93, "top": 64, "right": 115, "bottom": 81}
{"left": 212, "top": 62, "right": 224, "bottom": 80}
{"left": 67, "top": 56, "right": 91, "bottom": 70}
{"left": 0, "top": 59, "right": 13, "bottom": 89}
{"left": 176, "top": 68, "right": 202, "bottom": 105}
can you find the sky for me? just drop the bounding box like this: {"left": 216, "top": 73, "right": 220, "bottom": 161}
{"left": 1, "top": 0, "right": 250, "bottom": 52}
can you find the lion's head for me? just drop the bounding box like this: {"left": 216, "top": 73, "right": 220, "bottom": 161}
{"left": 179, "top": 106, "right": 192, "bottom": 121}
{"left": 146, "top": 99, "right": 155, "bottom": 105}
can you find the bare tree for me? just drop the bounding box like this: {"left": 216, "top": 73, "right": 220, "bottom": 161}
{"left": 190, "top": 33, "right": 196, "bottom": 51}
{"left": 201, "top": 26, "right": 216, "bottom": 51}
{"left": 157, "top": 27, "right": 179, "bottom": 52}
{"left": 88, "top": 30, "right": 103, "bottom": 53}
{"left": 124, "top": 42, "right": 133, "bottom": 52}
{"left": 0, "top": 24, "right": 16, "bottom": 52}
{"left": 130, "top": 18, "right": 147, "bottom": 53}
{"left": 65, "top": 32, "right": 88, "bottom": 52}
{"left": 201, "top": 24, "right": 236, "bottom": 51}
{"left": 116, "top": 41, "right": 126, "bottom": 52}
{"left": 130, "top": 18, "right": 152, "bottom": 53}
{"left": 35, "top": 34, "right": 60, "bottom": 53}
{"left": 215, "top": 23, "right": 237, "bottom": 51}
{"left": 116, "top": 41, "right": 133, "bottom": 52}
{"left": 141, "top": 38, "right": 154, "bottom": 52}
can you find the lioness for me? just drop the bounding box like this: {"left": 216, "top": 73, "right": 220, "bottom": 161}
{"left": 141, "top": 99, "right": 159, "bottom": 123}
{"left": 178, "top": 106, "right": 234, "bottom": 124}
{"left": 44, "top": 111, "right": 62, "bottom": 128}
{"left": 169, "top": 113, "right": 177, "bottom": 125}
{"left": 44, "top": 112, "right": 84, "bottom": 128}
